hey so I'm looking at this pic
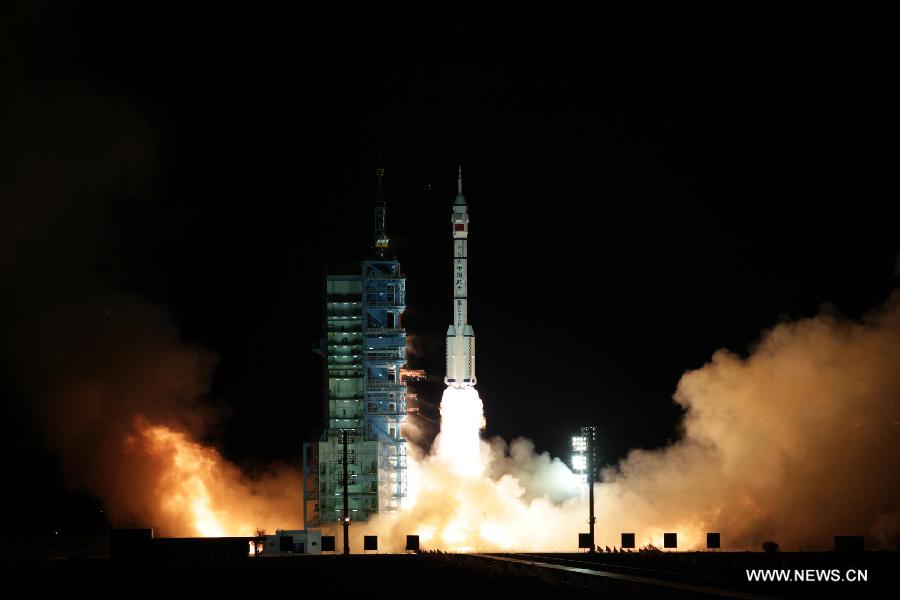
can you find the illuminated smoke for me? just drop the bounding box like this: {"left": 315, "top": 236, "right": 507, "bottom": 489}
{"left": 3, "top": 287, "right": 304, "bottom": 537}
{"left": 595, "top": 289, "right": 900, "bottom": 550}
{"left": 344, "top": 387, "right": 584, "bottom": 552}
{"left": 5, "top": 89, "right": 897, "bottom": 549}
{"left": 352, "top": 288, "right": 900, "bottom": 552}
{"left": 127, "top": 418, "right": 301, "bottom": 537}
{"left": 16, "top": 285, "right": 900, "bottom": 548}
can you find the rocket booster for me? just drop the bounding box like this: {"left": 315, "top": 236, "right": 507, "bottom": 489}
{"left": 445, "top": 166, "right": 476, "bottom": 388}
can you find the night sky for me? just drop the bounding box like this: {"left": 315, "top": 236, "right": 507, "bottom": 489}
{"left": 1, "top": 3, "right": 896, "bottom": 537}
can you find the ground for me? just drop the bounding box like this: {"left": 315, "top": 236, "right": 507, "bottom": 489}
{"left": 6, "top": 551, "right": 899, "bottom": 598}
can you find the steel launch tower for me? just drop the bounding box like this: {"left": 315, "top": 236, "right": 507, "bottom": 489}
{"left": 303, "top": 166, "right": 408, "bottom": 528}
{"left": 445, "top": 166, "right": 476, "bottom": 388}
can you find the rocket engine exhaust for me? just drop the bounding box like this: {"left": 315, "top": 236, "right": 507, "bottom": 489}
{"left": 436, "top": 387, "right": 486, "bottom": 477}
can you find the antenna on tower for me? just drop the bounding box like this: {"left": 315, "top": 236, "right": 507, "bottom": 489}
{"left": 374, "top": 147, "right": 389, "bottom": 256}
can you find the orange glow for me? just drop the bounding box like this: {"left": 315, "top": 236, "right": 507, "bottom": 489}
{"left": 140, "top": 424, "right": 228, "bottom": 536}
{"left": 400, "top": 368, "right": 426, "bottom": 382}
{"left": 128, "top": 418, "right": 301, "bottom": 537}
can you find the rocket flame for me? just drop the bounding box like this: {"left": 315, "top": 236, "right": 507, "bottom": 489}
{"left": 126, "top": 418, "right": 302, "bottom": 537}
{"left": 97, "top": 289, "right": 900, "bottom": 553}
{"left": 435, "top": 387, "right": 486, "bottom": 477}
{"left": 353, "top": 290, "right": 900, "bottom": 552}
{"left": 353, "top": 386, "right": 585, "bottom": 552}
{"left": 137, "top": 424, "right": 228, "bottom": 536}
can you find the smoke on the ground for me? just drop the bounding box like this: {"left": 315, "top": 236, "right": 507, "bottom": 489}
{"left": 0, "top": 11, "right": 302, "bottom": 536}
{"left": 3, "top": 5, "right": 897, "bottom": 545}
{"left": 596, "top": 289, "right": 900, "bottom": 550}
{"left": 347, "top": 288, "right": 900, "bottom": 552}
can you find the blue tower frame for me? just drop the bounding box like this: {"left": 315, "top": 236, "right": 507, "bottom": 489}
{"left": 362, "top": 258, "right": 408, "bottom": 512}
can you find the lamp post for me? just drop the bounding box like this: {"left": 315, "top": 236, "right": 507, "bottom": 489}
{"left": 572, "top": 426, "right": 598, "bottom": 552}
{"left": 341, "top": 429, "right": 350, "bottom": 555}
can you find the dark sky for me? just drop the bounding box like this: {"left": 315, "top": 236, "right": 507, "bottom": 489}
{"left": 2, "top": 3, "right": 897, "bottom": 534}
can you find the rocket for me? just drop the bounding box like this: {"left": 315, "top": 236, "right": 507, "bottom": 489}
{"left": 445, "top": 166, "right": 476, "bottom": 388}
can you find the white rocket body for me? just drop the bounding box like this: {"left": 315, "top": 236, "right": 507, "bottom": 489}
{"left": 445, "top": 168, "right": 476, "bottom": 388}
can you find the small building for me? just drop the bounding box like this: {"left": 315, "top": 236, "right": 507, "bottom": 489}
{"left": 109, "top": 529, "right": 252, "bottom": 560}
{"left": 260, "top": 529, "right": 322, "bottom": 556}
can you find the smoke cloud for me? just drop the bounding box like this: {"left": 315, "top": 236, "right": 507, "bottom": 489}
{"left": 18, "top": 291, "right": 302, "bottom": 536}
{"left": 597, "top": 289, "right": 900, "bottom": 550}
{"left": 343, "top": 287, "right": 900, "bottom": 552}
{"left": 0, "top": 7, "right": 301, "bottom": 537}
{"left": 341, "top": 389, "right": 585, "bottom": 553}
{"left": 3, "top": 231, "right": 303, "bottom": 536}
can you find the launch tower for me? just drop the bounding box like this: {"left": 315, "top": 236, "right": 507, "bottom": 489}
{"left": 304, "top": 167, "right": 409, "bottom": 527}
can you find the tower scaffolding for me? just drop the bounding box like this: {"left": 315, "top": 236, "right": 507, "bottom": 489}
{"left": 305, "top": 165, "right": 408, "bottom": 527}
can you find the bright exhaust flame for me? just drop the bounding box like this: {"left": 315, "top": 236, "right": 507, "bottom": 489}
{"left": 435, "top": 387, "right": 486, "bottom": 477}
{"left": 126, "top": 418, "right": 302, "bottom": 537}
{"left": 354, "top": 289, "right": 900, "bottom": 552}
{"left": 355, "top": 386, "right": 585, "bottom": 552}
{"left": 136, "top": 424, "right": 227, "bottom": 536}
{"left": 86, "top": 288, "right": 900, "bottom": 552}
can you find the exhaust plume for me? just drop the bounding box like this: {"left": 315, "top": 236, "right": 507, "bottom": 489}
{"left": 596, "top": 289, "right": 900, "bottom": 550}
{"left": 9, "top": 290, "right": 303, "bottom": 537}
{"left": 348, "top": 287, "right": 900, "bottom": 552}
{"left": 0, "top": 42, "right": 302, "bottom": 536}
